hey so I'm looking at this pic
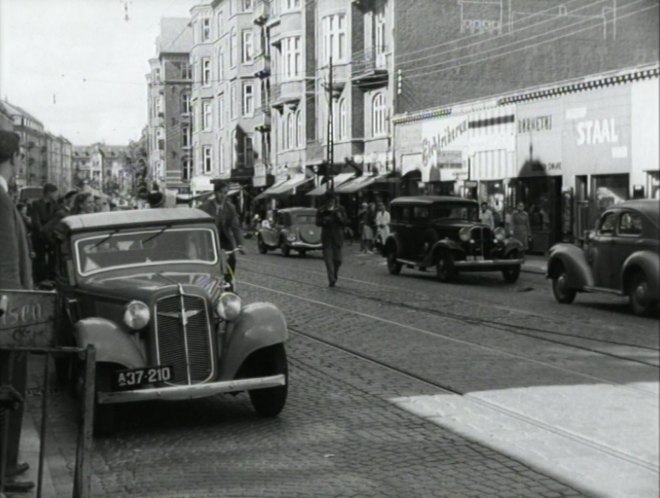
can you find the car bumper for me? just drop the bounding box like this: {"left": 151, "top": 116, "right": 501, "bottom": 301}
{"left": 454, "top": 258, "right": 524, "bottom": 270}
{"left": 287, "top": 242, "right": 322, "bottom": 249}
{"left": 97, "top": 374, "right": 286, "bottom": 404}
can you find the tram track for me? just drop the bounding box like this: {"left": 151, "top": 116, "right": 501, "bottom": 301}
{"left": 239, "top": 265, "right": 660, "bottom": 369}
{"left": 287, "top": 327, "right": 659, "bottom": 474}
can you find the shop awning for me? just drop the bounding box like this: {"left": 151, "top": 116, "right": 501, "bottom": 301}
{"left": 306, "top": 173, "right": 356, "bottom": 196}
{"left": 266, "top": 175, "right": 313, "bottom": 196}
{"left": 335, "top": 174, "right": 390, "bottom": 194}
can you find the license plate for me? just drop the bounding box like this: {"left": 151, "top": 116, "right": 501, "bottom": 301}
{"left": 114, "top": 366, "right": 172, "bottom": 390}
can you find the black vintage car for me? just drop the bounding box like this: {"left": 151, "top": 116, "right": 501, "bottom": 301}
{"left": 257, "top": 207, "right": 322, "bottom": 256}
{"left": 382, "top": 196, "right": 524, "bottom": 282}
{"left": 51, "top": 208, "right": 289, "bottom": 435}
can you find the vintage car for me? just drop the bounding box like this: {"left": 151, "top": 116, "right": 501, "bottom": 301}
{"left": 257, "top": 207, "right": 322, "bottom": 256}
{"left": 382, "top": 196, "right": 524, "bottom": 282}
{"left": 51, "top": 208, "right": 289, "bottom": 435}
{"left": 547, "top": 199, "right": 659, "bottom": 316}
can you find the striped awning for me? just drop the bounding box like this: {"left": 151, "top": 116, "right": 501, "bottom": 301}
{"left": 306, "top": 173, "right": 356, "bottom": 196}
{"left": 261, "top": 175, "right": 312, "bottom": 197}
{"left": 334, "top": 174, "right": 389, "bottom": 194}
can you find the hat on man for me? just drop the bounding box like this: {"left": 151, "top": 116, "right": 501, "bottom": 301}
{"left": 213, "top": 180, "right": 229, "bottom": 193}
{"left": 64, "top": 190, "right": 78, "bottom": 201}
{"left": 0, "top": 130, "right": 20, "bottom": 162}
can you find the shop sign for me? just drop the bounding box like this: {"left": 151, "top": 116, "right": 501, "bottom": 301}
{"left": 0, "top": 291, "right": 57, "bottom": 348}
{"left": 516, "top": 99, "right": 563, "bottom": 177}
{"left": 562, "top": 85, "right": 631, "bottom": 176}
{"left": 421, "top": 115, "right": 470, "bottom": 182}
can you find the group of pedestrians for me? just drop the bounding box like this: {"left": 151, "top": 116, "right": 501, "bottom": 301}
{"left": 358, "top": 201, "right": 390, "bottom": 254}
{"left": 479, "top": 201, "right": 533, "bottom": 252}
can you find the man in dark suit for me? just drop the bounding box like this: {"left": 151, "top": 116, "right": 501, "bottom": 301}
{"left": 200, "top": 181, "right": 244, "bottom": 281}
{"left": 30, "top": 183, "right": 58, "bottom": 282}
{"left": 316, "top": 191, "right": 348, "bottom": 287}
{"left": 0, "top": 130, "right": 34, "bottom": 493}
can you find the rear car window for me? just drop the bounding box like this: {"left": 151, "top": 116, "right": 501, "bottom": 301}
{"left": 618, "top": 212, "right": 643, "bottom": 236}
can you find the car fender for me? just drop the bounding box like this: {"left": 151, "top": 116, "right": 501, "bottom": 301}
{"left": 427, "top": 238, "right": 463, "bottom": 266}
{"left": 546, "top": 244, "right": 593, "bottom": 289}
{"left": 383, "top": 234, "right": 400, "bottom": 257}
{"left": 73, "top": 318, "right": 146, "bottom": 369}
{"left": 621, "top": 251, "right": 660, "bottom": 299}
{"left": 220, "top": 302, "right": 288, "bottom": 380}
{"left": 503, "top": 238, "right": 524, "bottom": 256}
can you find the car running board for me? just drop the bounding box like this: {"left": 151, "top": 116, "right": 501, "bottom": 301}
{"left": 583, "top": 286, "right": 625, "bottom": 296}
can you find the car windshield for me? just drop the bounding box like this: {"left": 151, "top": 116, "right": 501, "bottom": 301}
{"left": 295, "top": 214, "right": 316, "bottom": 224}
{"left": 75, "top": 227, "right": 218, "bottom": 276}
{"left": 431, "top": 203, "right": 479, "bottom": 221}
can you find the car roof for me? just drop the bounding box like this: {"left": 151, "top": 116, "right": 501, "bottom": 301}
{"left": 278, "top": 207, "right": 317, "bottom": 214}
{"left": 612, "top": 199, "right": 660, "bottom": 220}
{"left": 391, "top": 196, "right": 478, "bottom": 206}
{"left": 56, "top": 208, "right": 214, "bottom": 234}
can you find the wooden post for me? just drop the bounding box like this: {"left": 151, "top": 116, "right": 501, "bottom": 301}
{"left": 73, "top": 346, "right": 95, "bottom": 498}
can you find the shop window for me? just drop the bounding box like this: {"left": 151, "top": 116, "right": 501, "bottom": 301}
{"left": 618, "top": 212, "right": 642, "bottom": 236}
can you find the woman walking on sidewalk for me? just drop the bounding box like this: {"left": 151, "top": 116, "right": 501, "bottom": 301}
{"left": 509, "top": 202, "right": 532, "bottom": 254}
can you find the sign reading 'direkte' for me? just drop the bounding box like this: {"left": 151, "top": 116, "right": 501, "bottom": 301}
{"left": 0, "top": 290, "right": 57, "bottom": 348}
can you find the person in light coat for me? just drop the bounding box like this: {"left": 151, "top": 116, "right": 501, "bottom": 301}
{"left": 375, "top": 201, "right": 390, "bottom": 249}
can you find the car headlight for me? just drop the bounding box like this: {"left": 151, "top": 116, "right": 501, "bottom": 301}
{"left": 124, "top": 300, "right": 150, "bottom": 330}
{"left": 494, "top": 227, "right": 506, "bottom": 242}
{"left": 215, "top": 292, "right": 242, "bottom": 321}
{"left": 459, "top": 227, "right": 471, "bottom": 242}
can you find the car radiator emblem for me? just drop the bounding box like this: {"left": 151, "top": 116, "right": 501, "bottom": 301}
{"left": 158, "top": 309, "right": 202, "bottom": 326}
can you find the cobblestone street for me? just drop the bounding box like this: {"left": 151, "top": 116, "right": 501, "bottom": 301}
{"left": 22, "top": 241, "right": 658, "bottom": 497}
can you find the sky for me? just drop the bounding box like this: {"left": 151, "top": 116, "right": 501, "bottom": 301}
{"left": 0, "top": 0, "right": 199, "bottom": 145}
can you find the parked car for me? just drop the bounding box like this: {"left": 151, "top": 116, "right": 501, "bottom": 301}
{"left": 382, "top": 196, "right": 524, "bottom": 282}
{"left": 51, "top": 208, "right": 289, "bottom": 435}
{"left": 257, "top": 207, "right": 322, "bottom": 256}
{"left": 547, "top": 199, "right": 659, "bottom": 316}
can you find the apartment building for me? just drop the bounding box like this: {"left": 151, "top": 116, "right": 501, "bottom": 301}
{"left": 3, "top": 101, "right": 48, "bottom": 189}
{"left": 146, "top": 18, "right": 194, "bottom": 192}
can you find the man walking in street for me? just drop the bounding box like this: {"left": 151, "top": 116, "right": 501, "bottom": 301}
{"left": 316, "top": 191, "right": 348, "bottom": 287}
{"left": 30, "top": 183, "right": 58, "bottom": 282}
{"left": 0, "top": 130, "right": 35, "bottom": 494}
{"left": 200, "top": 181, "right": 244, "bottom": 281}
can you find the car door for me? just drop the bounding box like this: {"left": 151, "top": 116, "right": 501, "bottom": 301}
{"left": 588, "top": 210, "right": 618, "bottom": 288}
{"left": 393, "top": 205, "right": 414, "bottom": 259}
{"left": 410, "top": 205, "right": 431, "bottom": 260}
{"left": 610, "top": 210, "right": 646, "bottom": 290}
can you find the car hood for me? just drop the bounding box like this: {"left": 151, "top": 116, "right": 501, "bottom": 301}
{"left": 79, "top": 270, "right": 225, "bottom": 302}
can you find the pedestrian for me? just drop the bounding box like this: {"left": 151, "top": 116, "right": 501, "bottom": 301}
{"left": 95, "top": 196, "right": 111, "bottom": 212}
{"left": 72, "top": 192, "right": 95, "bottom": 214}
{"left": 316, "top": 191, "right": 348, "bottom": 287}
{"left": 357, "top": 202, "right": 370, "bottom": 253}
{"left": 200, "top": 181, "right": 244, "bottom": 281}
{"left": 42, "top": 190, "right": 77, "bottom": 244}
{"left": 479, "top": 202, "right": 495, "bottom": 229}
{"left": 30, "top": 183, "right": 58, "bottom": 282}
{"left": 0, "top": 130, "right": 35, "bottom": 494}
{"left": 374, "top": 201, "right": 391, "bottom": 250}
{"left": 147, "top": 191, "right": 165, "bottom": 208}
{"left": 509, "top": 202, "right": 532, "bottom": 253}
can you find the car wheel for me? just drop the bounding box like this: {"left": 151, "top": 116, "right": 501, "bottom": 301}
{"left": 248, "top": 344, "right": 288, "bottom": 417}
{"left": 502, "top": 251, "right": 521, "bottom": 283}
{"left": 93, "top": 364, "right": 117, "bottom": 437}
{"left": 257, "top": 236, "right": 268, "bottom": 254}
{"left": 628, "top": 271, "right": 656, "bottom": 316}
{"left": 281, "top": 244, "right": 290, "bottom": 257}
{"left": 386, "top": 250, "right": 402, "bottom": 275}
{"left": 551, "top": 262, "right": 576, "bottom": 304}
{"left": 436, "top": 251, "right": 456, "bottom": 282}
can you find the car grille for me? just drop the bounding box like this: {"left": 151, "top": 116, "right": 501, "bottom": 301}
{"left": 470, "top": 227, "right": 494, "bottom": 256}
{"left": 155, "top": 294, "right": 214, "bottom": 385}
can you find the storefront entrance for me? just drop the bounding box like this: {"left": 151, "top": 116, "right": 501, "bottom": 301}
{"left": 511, "top": 176, "right": 562, "bottom": 254}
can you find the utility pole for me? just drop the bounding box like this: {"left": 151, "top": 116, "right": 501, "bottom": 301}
{"left": 326, "top": 56, "right": 334, "bottom": 192}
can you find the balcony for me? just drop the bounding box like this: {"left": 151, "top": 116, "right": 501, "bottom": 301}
{"left": 253, "top": 1, "right": 270, "bottom": 25}
{"left": 270, "top": 80, "right": 304, "bottom": 108}
{"left": 352, "top": 46, "right": 390, "bottom": 89}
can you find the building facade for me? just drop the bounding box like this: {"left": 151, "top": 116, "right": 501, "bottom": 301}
{"left": 146, "top": 18, "right": 194, "bottom": 192}
{"left": 392, "top": 0, "right": 659, "bottom": 251}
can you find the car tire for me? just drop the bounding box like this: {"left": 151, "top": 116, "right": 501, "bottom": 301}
{"left": 93, "top": 364, "right": 117, "bottom": 437}
{"left": 248, "top": 344, "right": 288, "bottom": 417}
{"left": 436, "top": 251, "right": 456, "bottom": 283}
{"left": 551, "top": 262, "right": 576, "bottom": 304}
{"left": 628, "top": 271, "right": 656, "bottom": 316}
{"left": 281, "top": 244, "right": 290, "bottom": 257}
{"left": 257, "top": 236, "right": 268, "bottom": 254}
{"left": 502, "top": 251, "right": 521, "bottom": 283}
{"left": 386, "top": 250, "right": 402, "bottom": 275}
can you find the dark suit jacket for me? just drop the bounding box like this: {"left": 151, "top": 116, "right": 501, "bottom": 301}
{"left": 0, "top": 186, "right": 33, "bottom": 290}
{"left": 30, "top": 198, "right": 57, "bottom": 244}
{"left": 316, "top": 204, "right": 348, "bottom": 248}
{"left": 200, "top": 198, "right": 244, "bottom": 251}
